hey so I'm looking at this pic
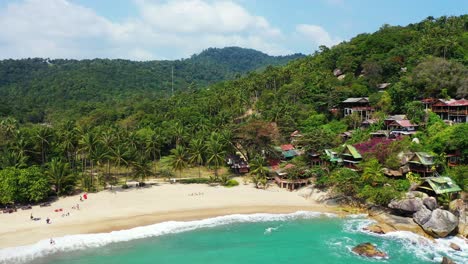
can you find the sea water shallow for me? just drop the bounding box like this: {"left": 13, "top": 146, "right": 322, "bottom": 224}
{"left": 1, "top": 212, "right": 466, "bottom": 264}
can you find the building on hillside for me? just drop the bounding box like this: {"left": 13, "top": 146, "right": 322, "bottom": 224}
{"left": 324, "top": 149, "right": 343, "bottom": 165}
{"left": 431, "top": 99, "right": 468, "bottom": 123}
{"left": 274, "top": 144, "right": 301, "bottom": 160}
{"left": 421, "top": 98, "right": 437, "bottom": 110}
{"left": 361, "top": 118, "right": 378, "bottom": 128}
{"left": 290, "top": 130, "right": 303, "bottom": 145}
{"left": 417, "top": 177, "right": 461, "bottom": 198}
{"left": 445, "top": 150, "right": 461, "bottom": 167}
{"left": 309, "top": 151, "right": 325, "bottom": 166}
{"left": 369, "top": 130, "right": 388, "bottom": 139}
{"left": 341, "top": 145, "right": 362, "bottom": 171}
{"left": 408, "top": 152, "right": 435, "bottom": 176}
{"left": 377, "top": 83, "right": 391, "bottom": 92}
{"left": 387, "top": 119, "right": 418, "bottom": 132}
{"left": 342, "top": 97, "right": 374, "bottom": 121}
{"left": 274, "top": 164, "right": 310, "bottom": 190}
{"left": 384, "top": 115, "right": 407, "bottom": 127}
{"left": 226, "top": 154, "right": 250, "bottom": 174}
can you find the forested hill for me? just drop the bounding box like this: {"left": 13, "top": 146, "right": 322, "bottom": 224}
{"left": 0, "top": 47, "right": 303, "bottom": 122}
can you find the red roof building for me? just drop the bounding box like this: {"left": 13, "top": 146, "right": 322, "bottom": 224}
{"left": 432, "top": 99, "right": 468, "bottom": 123}
{"left": 281, "top": 144, "right": 295, "bottom": 151}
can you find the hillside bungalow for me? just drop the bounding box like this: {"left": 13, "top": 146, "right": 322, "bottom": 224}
{"left": 446, "top": 151, "right": 461, "bottom": 167}
{"left": 431, "top": 99, "right": 468, "bottom": 123}
{"left": 341, "top": 145, "right": 362, "bottom": 170}
{"left": 226, "top": 154, "right": 250, "bottom": 174}
{"left": 324, "top": 149, "right": 343, "bottom": 164}
{"left": 408, "top": 152, "right": 435, "bottom": 176}
{"left": 274, "top": 164, "right": 310, "bottom": 190}
{"left": 417, "top": 177, "right": 462, "bottom": 198}
{"left": 274, "top": 144, "right": 301, "bottom": 160}
{"left": 342, "top": 97, "right": 374, "bottom": 121}
{"left": 377, "top": 82, "right": 391, "bottom": 92}
{"left": 290, "top": 130, "right": 303, "bottom": 145}
{"left": 309, "top": 151, "right": 325, "bottom": 166}
{"left": 387, "top": 119, "right": 418, "bottom": 132}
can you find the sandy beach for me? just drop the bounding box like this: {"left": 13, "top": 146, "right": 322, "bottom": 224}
{"left": 0, "top": 180, "right": 340, "bottom": 249}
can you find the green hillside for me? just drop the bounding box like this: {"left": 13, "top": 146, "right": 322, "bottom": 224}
{"left": 0, "top": 47, "right": 303, "bottom": 122}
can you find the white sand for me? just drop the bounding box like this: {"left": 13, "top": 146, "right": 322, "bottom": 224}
{"left": 0, "top": 181, "right": 339, "bottom": 249}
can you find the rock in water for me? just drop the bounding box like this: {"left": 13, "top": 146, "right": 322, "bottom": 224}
{"left": 449, "top": 243, "right": 461, "bottom": 251}
{"left": 413, "top": 206, "right": 432, "bottom": 226}
{"left": 388, "top": 197, "right": 423, "bottom": 214}
{"left": 352, "top": 243, "right": 388, "bottom": 259}
{"left": 421, "top": 209, "right": 459, "bottom": 238}
{"left": 423, "top": 197, "right": 438, "bottom": 210}
{"left": 441, "top": 256, "right": 457, "bottom": 264}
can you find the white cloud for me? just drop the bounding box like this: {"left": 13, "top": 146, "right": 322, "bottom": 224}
{"left": 0, "top": 0, "right": 340, "bottom": 60}
{"left": 295, "top": 24, "right": 341, "bottom": 48}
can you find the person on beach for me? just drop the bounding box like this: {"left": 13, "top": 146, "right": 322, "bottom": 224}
{"left": 46, "top": 217, "right": 51, "bottom": 224}
{"left": 80, "top": 196, "right": 83, "bottom": 202}
{"left": 50, "top": 238, "right": 55, "bottom": 245}
{"left": 30, "top": 213, "right": 33, "bottom": 220}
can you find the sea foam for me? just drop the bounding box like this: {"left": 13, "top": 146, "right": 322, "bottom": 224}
{"left": 0, "top": 211, "right": 334, "bottom": 264}
{"left": 347, "top": 215, "right": 468, "bottom": 263}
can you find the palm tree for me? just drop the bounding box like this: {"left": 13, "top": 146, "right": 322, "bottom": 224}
{"left": 169, "top": 145, "right": 188, "bottom": 178}
{"left": 47, "top": 158, "right": 74, "bottom": 195}
{"left": 79, "top": 131, "right": 99, "bottom": 188}
{"left": 35, "top": 126, "right": 53, "bottom": 165}
{"left": 131, "top": 157, "right": 152, "bottom": 183}
{"left": 360, "top": 159, "right": 385, "bottom": 186}
{"left": 249, "top": 156, "right": 268, "bottom": 188}
{"left": 206, "top": 133, "right": 226, "bottom": 180}
{"left": 111, "top": 143, "right": 131, "bottom": 182}
{"left": 188, "top": 138, "right": 205, "bottom": 178}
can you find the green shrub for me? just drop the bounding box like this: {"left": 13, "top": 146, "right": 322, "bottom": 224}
{"left": 392, "top": 179, "right": 411, "bottom": 192}
{"left": 358, "top": 185, "right": 401, "bottom": 206}
{"left": 224, "top": 179, "right": 239, "bottom": 187}
{"left": 178, "top": 178, "right": 210, "bottom": 184}
{"left": 121, "top": 184, "right": 129, "bottom": 189}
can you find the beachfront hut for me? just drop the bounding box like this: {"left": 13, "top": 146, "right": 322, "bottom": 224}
{"left": 417, "top": 177, "right": 462, "bottom": 198}
{"left": 226, "top": 154, "right": 250, "bottom": 174}
{"left": 341, "top": 145, "right": 362, "bottom": 170}
{"left": 274, "top": 164, "right": 310, "bottom": 190}
{"left": 408, "top": 152, "right": 435, "bottom": 176}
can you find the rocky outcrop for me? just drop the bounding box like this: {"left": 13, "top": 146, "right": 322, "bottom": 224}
{"left": 352, "top": 243, "right": 388, "bottom": 259}
{"left": 449, "top": 243, "right": 461, "bottom": 251}
{"left": 419, "top": 209, "right": 458, "bottom": 238}
{"left": 363, "top": 223, "right": 396, "bottom": 234}
{"left": 413, "top": 206, "right": 432, "bottom": 226}
{"left": 441, "top": 256, "right": 457, "bottom": 264}
{"left": 423, "top": 197, "right": 438, "bottom": 210}
{"left": 388, "top": 197, "right": 423, "bottom": 214}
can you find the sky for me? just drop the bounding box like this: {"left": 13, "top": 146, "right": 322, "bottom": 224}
{"left": 0, "top": 0, "right": 466, "bottom": 60}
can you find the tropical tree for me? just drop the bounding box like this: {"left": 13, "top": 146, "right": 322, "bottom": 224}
{"left": 188, "top": 138, "right": 205, "bottom": 178}
{"left": 205, "top": 133, "right": 226, "bottom": 180}
{"left": 249, "top": 156, "right": 268, "bottom": 188}
{"left": 359, "top": 158, "right": 386, "bottom": 186}
{"left": 169, "top": 145, "right": 188, "bottom": 178}
{"left": 47, "top": 158, "right": 75, "bottom": 195}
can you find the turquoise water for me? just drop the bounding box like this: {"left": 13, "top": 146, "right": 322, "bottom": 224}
{"left": 2, "top": 212, "right": 466, "bottom": 264}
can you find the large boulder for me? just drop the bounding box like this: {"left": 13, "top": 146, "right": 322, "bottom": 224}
{"left": 363, "top": 224, "right": 396, "bottom": 234}
{"left": 413, "top": 206, "right": 432, "bottom": 226}
{"left": 420, "top": 209, "right": 459, "bottom": 238}
{"left": 352, "top": 243, "right": 388, "bottom": 259}
{"left": 423, "top": 197, "right": 438, "bottom": 210}
{"left": 441, "top": 256, "right": 456, "bottom": 264}
{"left": 388, "top": 197, "right": 423, "bottom": 214}
{"left": 449, "top": 199, "right": 464, "bottom": 217}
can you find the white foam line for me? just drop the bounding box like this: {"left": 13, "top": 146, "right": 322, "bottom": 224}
{"left": 355, "top": 219, "right": 468, "bottom": 263}
{"left": 0, "top": 211, "right": 335, "bottom": 264}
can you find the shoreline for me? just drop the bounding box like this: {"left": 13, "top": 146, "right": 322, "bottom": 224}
{"left": 0, "top": 182, "right": 342, "bottom": 249}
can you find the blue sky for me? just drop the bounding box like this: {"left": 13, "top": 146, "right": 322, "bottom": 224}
{"left": 0, "top": 0, "right": 466, "bottom": 60}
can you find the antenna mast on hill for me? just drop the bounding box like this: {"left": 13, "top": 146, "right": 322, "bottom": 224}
{"left": 171, "top": 65, "right": 174, "bottom": 96}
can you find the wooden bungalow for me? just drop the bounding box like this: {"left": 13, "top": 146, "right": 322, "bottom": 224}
{"left": 324, "top": 149, "right": 343, "bottom": 165}
{"left": 274, "top": 164, "right": 310, "bottom": 190}
{"left": 309, "top": 151, "right": 324, "bottom": 166}
{"left": 341, "top": 145, "right": 362, "bottom": 171}
{"left": 446, "top": 151, "right": 461, "bottom": 167}
{"left": 370, "top": 130, "right": 388, "bottom": 139}
{"left": 417, "top": 177, "right": 462, "bottom": 198}
{"left": 341, "top": 97, "right": 374, "bottom": 121}
{"left": 431, "top": 99, "right": 468, "bottom": 123}
{"left": 226, "top": 154, "right": 250, "bottom": 174}
{"left": 408, "top": 152, "right": 435, "bottom": 176}
{"left": 387, "top": 119, "right": 418, "bottom": 132}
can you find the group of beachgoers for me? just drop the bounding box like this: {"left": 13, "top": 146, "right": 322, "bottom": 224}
{"left": 27, "top": 193, "right": 90, "bottom": 246}
{"left": 188, "top": 192, "right": 204, "bottom": 196}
